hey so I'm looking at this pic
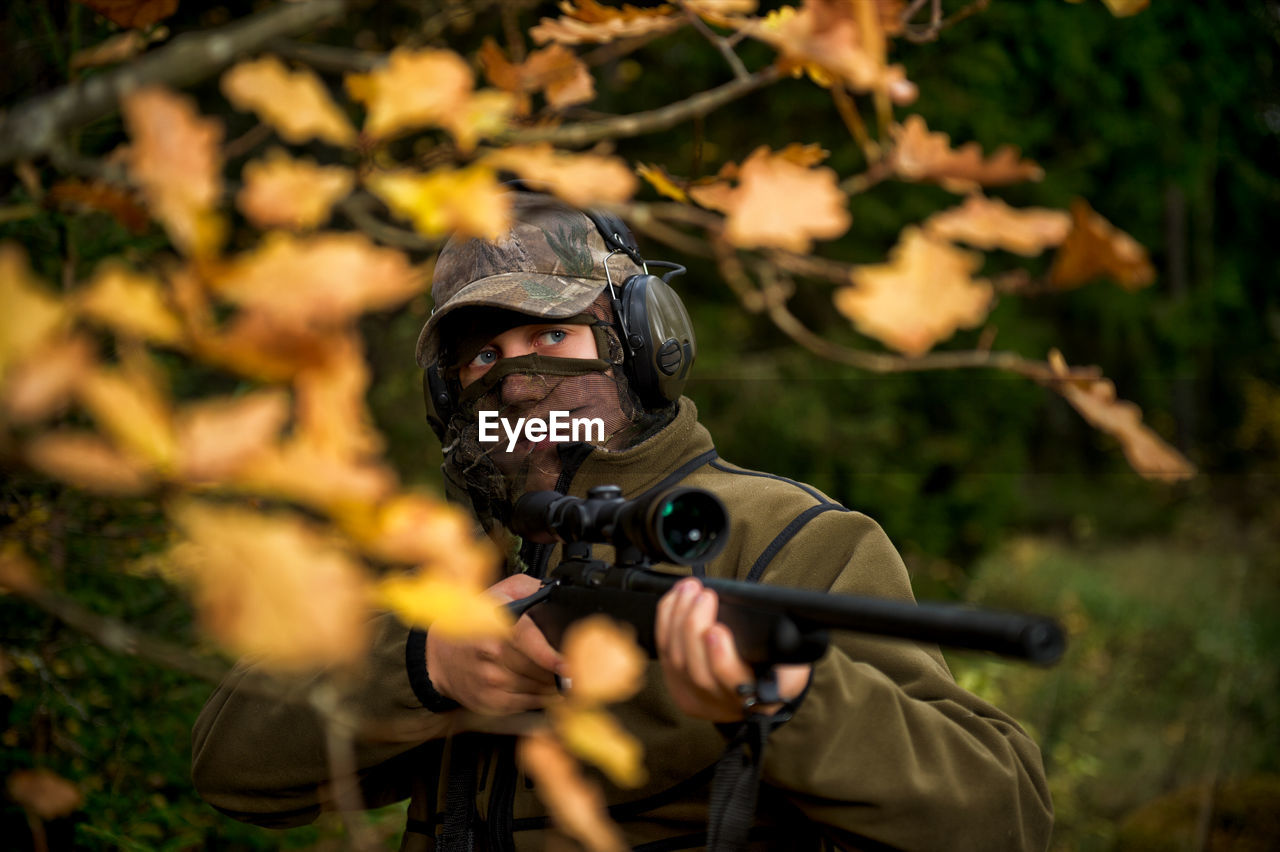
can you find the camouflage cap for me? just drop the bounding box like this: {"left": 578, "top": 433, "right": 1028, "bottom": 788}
{"left": 415, "top": 193, "right": 642, "bottom": 367}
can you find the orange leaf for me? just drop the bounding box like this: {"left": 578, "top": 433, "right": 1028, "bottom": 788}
{"left": 722, "top": 146, "right": 850, "bottom": 252}
{"left": 169, "top": 500, "right": 372, "bottom": 669}
{"left": 377, "top": 572, "right": 512, "bottom": 639}
{"left": 889, "top": 115, "right": 1043, "bottom": 193}
{"left": 484, "top": 144, "right": 638, "bottom": 207}
{"left": 366, "top": 166, "right": 512, "bottom": 240}
{"left": 6, "top": 768, "right": 83, "bottom": 820}
{"left": 75, "top": 0, "right": 177, "bottom": 29}
{"left": 2, "top": 334, "right": 95, "bottom": 425}
{"left": 77, "top": 263, "right": 184, "bottom": 345}
{"left": 480, "top": 39, "right": 596, "bottom": 112}
{"left": 517, "top": 731, "right": 629, "bottom": 852}
{"left": 837, "top": 227, "right": 993, "bottom": 356}
{"left": 1049, "top": 198, "right": 1155, "bottom": 291}
{"left": 561, "top": 616, "right": 646, "bottom": 705}
{"left": 293, "top": 334, "right": 382, "bottom": 460}
{"left": 339, "top": 494, "right": 498, "bottom": 585}
{"left": 47, "top": 178, "right": 149, "bottom": 233}
{"left": 237, "top": 149, "right": 354, "bottom": 230}
{"left": 230, "top": 438, "right": 397, "bottom": 511}
{"left": 553, "top": 705, "right": 647, "bottom": 787}
{"left": 174, "top": 390, "right": 290, "bottom": 483}
{"left": 1048, "top": 350, "right": 1194, "bottom": 481}
{"left": 121, "top": 87, "right": 225, "bottom": 257}
{"left": 75, "top": 362, "right": 177, "bottom": 471}
{"left": 25, "top": 431, "right": 154, "bottom": 495}
{"left": 531, "top": 0, "right": 680, "bottom": 45}
{"left": 221, "top": 56, "right": 357, "bottom": 147}
{"left": 210, "top": 232, "right": 424, "bottom": 330}
{"left": 346, "top": 48, "right": 474, "bottom": 140}
{"left": 0, "top": 244, "right": 67, "bottom": 379}
{"left": 0, "top": 545, "right": 41, "bottom": 595}
{"left": 924, "top": 195, "right": 1071, "bottom": 257}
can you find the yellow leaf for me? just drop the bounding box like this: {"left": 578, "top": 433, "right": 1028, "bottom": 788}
{"left": 531, "top": 0, "right": 681, "bottom": 45}
{"left": 169, "top": 500, "right": 372, "bottom": 669}
{"left": 723, "top": 146, "right": 850, "bottom": 252}
{"left": 553, "top": 705, "right": 648, "bottom": 788}
{"left": 339, "top": 494, "right": 498, "bottom": 585}
{"left": 517, "top": 731, "right": 629, "bottom": 852}
{"left": 889, "top": 115, "right": 1044, "bottom": 193}
{"left": 1048, "top": 351, "right": 1194, "bottom": 481}
{"left": 0, "top": 244, "right": 67, "bottom": 379}
{"left": 446, "top": 89, "right": 517, "bottom": 154}
{"left": 174, "top": 390, "right": 290, "bottom": 484}
{"left": 293, "top": 333, "right": 382, "bottom": 460}
{"left": 837, "top": 227, "right": 993, "bottom": 356}
{"left": 1049, "top": 198, "right": 1155, "bottom": 291}
{"left": 561, "top": 616, "right": 646, "bottom": 705}
{"left": 76, "top": 363, "right": 178, "bottom": 471}
{"left": 230, "top": 438, "right": 397, "bottom": 512}
{"left": 483, "top": 144, "right": 638, "bottom": 207}
{"left": 237, "top": 149, "right": 355, "bottom": 230}
{"left": 636, "top": 163, "right": 688, "bottom": 202}
{"left": 121, "top": 87, "right": 225, "bottom": 257}
{"left": 221, "top": 56, "right": 357, "bottom": 147}
{"left": 2, "top": 334, "right": 95, "bottom": 425}
{"left": 347, "top": 48, "right": 474, "bottom": 140}
{"left": 376, "top": 573, "right": 511, "bottom": 639}
{"left": 366, "top": 166, "right": 512, "bottom": 240}
{"left": 6, "top": 768, "right": 82, "bottom": 820}
{"left": 24, "top": 431, "right": 154, "bottom": 495}
{"left": 924, "top": 195, "right": 1071, "bottom": 257}
{"left": 77, "top": 263, "right": 184, "bottom": 345}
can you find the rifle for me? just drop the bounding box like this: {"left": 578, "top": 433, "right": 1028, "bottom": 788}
{"left": 506, "top": 485, "right": 1066, "bottom": 690}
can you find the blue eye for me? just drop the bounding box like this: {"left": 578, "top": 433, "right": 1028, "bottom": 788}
{"left": 471, "top": 349, "right": 498, "bottom": 367}
{"left": 540, "top": 329, "right": 568, "bottom": 345}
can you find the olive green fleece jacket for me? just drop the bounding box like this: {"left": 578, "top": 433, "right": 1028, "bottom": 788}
{"left": 192, "top": 399, "right": 1053, "bottom": 851}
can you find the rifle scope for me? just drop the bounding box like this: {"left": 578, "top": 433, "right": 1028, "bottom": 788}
{"left": 511, "top": 485, "right": 728, "bottom": 566}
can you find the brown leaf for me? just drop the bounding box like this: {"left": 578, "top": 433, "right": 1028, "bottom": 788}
{"left": 2, "top": 334, "right": 95, "bottom": 425}
{"left": 924, "top": 195, "right": 1071, "bottom": 257}
{"left": 889, "top": 115, "right": 1043, "bottom": 193}
{"left": 553, "top": 705, "right": 647, "bottom": 788}
{"left": 1048, "top": 350, "right": 1195, "bottom": 481}
{"left": 75, "top": 0, "right": 177, "bottom": 29}
{"left": 837, "top": 227, "right": 993, "bottom": 356}
{"left": 0, "top": 545, "right": 40, "bottom": 595}
{"left": 25, "top": 431, "right": 154, "bottom": 495}
{"left": 209, "top": 232, "right": 424, "bottom": 331}
{"left": 722, "top": 146, "right": 850, "bottom": 252}
{"left": 6, "top": 768, "right": 83, "bottom": 820}
{"left": 346, "top": 48, "right": 474, "bottom": 140}
{"left": 221, "top": 56, "right": 357, "bottom": 147}
{"left": 237, "top": 149, "right": 354, "bottom": 230}
{"left": 77, "top": 263, "right": 184, "bottom": 345}
{"left": 121, "top": 87, "right": 225, "bottom": 257}
{"left": 517, "top": 730, "right": 629, "bottom": 852}
{"left": 483, "top": 145, "right": 638, "bottom": 207}
{"left": 366, "top": 166, "right": 512, "bottom": 240}
{"left": 531, "top": 0, "right": 681, "bottom": 45}
{"left": 47, "top": 178, "right": 150, "bottom": 232}
{"left": 174, "top": 390, "right": 290, "bottom": 483}
{"left": 481, "top": 39, "right": 596, "bottom": 113}
{"left": 169, "top": 500, "right": 372, "bottom": 669}
{"left": 0, "top": 244, "right": 67, "bottom": 380}
{"left": 1049, "top": 198, "right": 1155, "bottom": 291}
{"left": 561, "top": 616, "right": 647, "bottom": 705}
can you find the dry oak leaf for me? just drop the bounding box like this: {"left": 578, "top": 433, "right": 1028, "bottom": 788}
{"left": 889, "top": 115, "right": 1043, "bottom": 194}
{"left": 837, "top": 227, "right": 993, "bottom": 357}
{"left": 170, "top": 500, "right": 372, "bottom": 668}
{"left": 292, "top": 334, "right": 384, "bottom": 460}
{"left": 924, "top": 195, "right": 1071, "bottom": 257}
{"left": 230, "top": 437, "right": 397, "bottom": 512}
{"left": 377, "top": 572, "right": 511, "bottom": 639}
{"left": 346, "top": 48, "right": 474, "bottom": 140}
{"left": 47, "top": 178, "right": 149, "bottom": 233}
{"left": 75, "top": 363, "right": 178, "bottom": 472}
{"left": 531, "top": 0, "right": 681, "bottom": 45}
{"left": 2, "top": 334, "right": 95, "bottom": 425}
{"left": 367, "top": 165, "right": 512, "bottom": 241}
{"left": 445, "top": 89, "right": 517, "bottom": 155}
{"left": 480, "top": 39, "right": 596, "bottom": 113}
{"left": 722, "top": 146, "right": 851, "bottom": 252}
{"left": 483, "top": 144, "right": 638, "bottom": 207}
{"left": 222, "top": 56, "right": 357, "bottom": 147}
{"left": 6, "top": 768, "right": 83, "bottom": 820}
{"left": 77, "top": 263, "right": 184, "bottom": 346}
{"left": 210, "top": 232, "right": 424, "bottom": 330}
{"left": 340, "top": 494, "right": 498, "bottom": 586}
{"left": 75, "top": 0, "right": 177, "bottom": 29}
{"left": 1048, "top": 350, "right": 1194, "bottom": 481}
{"left": 561, "top": 616, "right": 647, "bottom": 705}
{"left": 553, "top": 705, "right": 648, "bottom": 788}
{"left": 121, "top": 86, "right": 225, "bottom": 257}
{"left": 174, "top": 390, "right": 290, "bottom": 483}
{"left": 1049, "top": 198, "right": 1155, "bottom": 291}
{"left": 0, "top": 243, "right": 67, "bottom": 379}
{"left": 237, "top": 150, "right": 355, "bottom": 230}
{"left": 518, "top": 731, "right": 629, "bottom": 852}
{"left": 24, "top": 431, "right": 153, "bottom": 495}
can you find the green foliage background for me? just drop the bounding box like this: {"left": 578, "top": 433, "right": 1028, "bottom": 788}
{"left": 3, "top": 0, "right": 1279, "bottom": 848}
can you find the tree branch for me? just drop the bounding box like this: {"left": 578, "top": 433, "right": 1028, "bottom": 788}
{"left": 0, "top": 0, "right": 352, "bottom": 166}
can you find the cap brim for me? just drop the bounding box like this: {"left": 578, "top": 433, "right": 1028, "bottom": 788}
{"left": 415, "top": 272, "right": 608, "bottom": 367}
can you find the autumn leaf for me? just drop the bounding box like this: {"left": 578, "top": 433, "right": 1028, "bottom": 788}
{"left": 24, "top": 431, "right": 154, "bottom": 495}
{"left": 121, "top": 86, "right": 225, "bottom": 257}
{"left": 720, "top": 146, "right": 850, "bottom": 252}
{"left": 0, "top": 244, "right": 67, "bottom": 379}
{"left": 77, "top": 263, "right": 184, "bottom": 345}
{"left": 230, "top": 438, "right": 397, "bottom": 511}
{"left": 561, "top": 616, "right": 647, "bottom": 705}
{"left": 1048, "top": 350, "right": 1195, "bottom": 481}
{"left": 0, "top": 545, "right": 40, "bottom": 595}
{"left": 346, "top": 48, "right": 474, "bottom": 140}
{"left": 483, "top": 145, "right": 639, "bottom": 207}
{"left": 446, "top": 89, "right": 517, "bottom": 154}
{"left": 237, "top": 149, "right": 355, "bottom": 230}
{"left": 376, "top": 572, "right": 511, "bottom": 639}
{"left": 889, "top": 115, "right": 1043, "bottom": 193}
{"left": 169, "top": 500, "right": 372, "bottom": 668}
{"left": 636, "top": 163, "right": 689, "bottom": 202}
{"left": 222, "top": 56, "right": 357, "bottom": 147}
{"left": 209, "top": 232, "right": 424, "bottom": 331}
{"left": 480, "top": 39, "right": 596, "bottom": 113}
{"left": 837, "top": 227, "right": 993, "bottom": 356}
{"left": 75, "top": 361, "right": 178, "bottom": 472}
{"left": 1049, "top": 198, "right": 1155, "bottom": 291}
{"left": 1101, "top": 0, "right": 1149, "bottom": 17}
{"left": 518, "top": 731, "right": 629, "bottom": 852}
{"left": 6, "top": 768, "right": 83, "bottom": 820}
{"left": 531, "top": 0, "right": 681, "bottom": 45}
{"left": 553, "top": 705, "right": 648, "bottom": 787}
{"left": 339, "top": 494, "right": 498, "bottom": 586}
{"left": 174, "top": 390, "right": 290, "bottom": 483}
{"left": 366, "top": 165, "right": 512, "bottom": 240}
{"left": 292, "top": 334, "right": 383, "bottom": 460}
{"left": 2, "top": 335, "right": 95, "bottom": 425}
{"left": 75, "top": 0, "right": 176, "bottom": 29}
{"left": 47, "top": 178, "right": 149, "bottom": 233}
{"left": 924, "top": 195, "right": 1071, "bottom": 257}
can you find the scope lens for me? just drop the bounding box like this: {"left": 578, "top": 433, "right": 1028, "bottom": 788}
{"left": 656, "top": 492, "right": 725, "bottom": 562}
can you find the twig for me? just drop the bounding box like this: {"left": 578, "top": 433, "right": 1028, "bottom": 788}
{"left": 903, "top": 0, "right": 989, "bottom": 44}
{"left": 266, "top": 39, "right": 381, "bottom": 74}
{"left": 679, "top": 0, "right": 750, "bottom": 81}
{"left": 0, "top": 0, "right": 352, "bottom": 165}
{"left": 339, "top": 194, "right": 443, "bottom": 252}
{"left": 830, "top": 85, "right": 880, "bottom": 163}
{"left": 313, "top": 683, "right": 379, "bottom": 852}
